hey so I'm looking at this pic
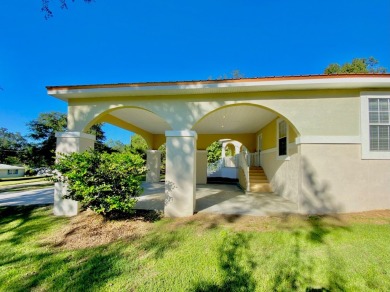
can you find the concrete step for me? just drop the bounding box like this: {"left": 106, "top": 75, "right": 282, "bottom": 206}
{"left": 250, "top": 183, "right": 272, "bottom": 193}
{"left": 250, "top": 179, "right": 269, "bottom": 183}
{"left": 249, "top": 170, "right": 264, "bottom": 173}
{"left": 250, "top": 173, "right": 267, "bottom": 178}
{"left": 249, "top": 171, "right": 265, "bottom": 175}
{"left": 250, "top": 166, "right": 263, "bottom": 170}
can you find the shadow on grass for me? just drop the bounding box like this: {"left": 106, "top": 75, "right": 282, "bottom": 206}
{"left": 0, "top": 206, "right": 140, "bottom": 291}
{"left": 0, "top": 205, "right": 67, "bottom": 245}
{"left": 194, "top": 232, "right": 256, "bottom": 292}
{"left": 2, "top": 244, "right": 132, "bottom": 291}
{"left": 140, "top": 226, "right": 185, "bottom": 259}
{"left": 270, "top": 157, "right": 350, "bottom": 291}
{"left": 105, "top": 209, "right": 163, "bottom": 222}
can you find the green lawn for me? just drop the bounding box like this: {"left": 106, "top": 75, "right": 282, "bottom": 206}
{"left": 0, "top": 177, "right": 51, "bottom": 187}
{"left": 0, "top": 206, "right": 389, "bottom": 291}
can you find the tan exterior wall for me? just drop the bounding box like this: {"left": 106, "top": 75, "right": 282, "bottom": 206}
{"left": 262, "top": 143, "right": 390, "bottom": 214}
{"left": 299, "top": 144, "right": 390, "bottom": 214}
{"left": 289, "top": 124, "right": 297, "bottom": 143}
{"left": 261, "top": 144, "right": 300, "bottom": 203}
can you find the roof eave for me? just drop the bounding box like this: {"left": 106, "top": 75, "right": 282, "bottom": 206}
{"left": 47, "top": 75, "right": 390, "bottom": 101}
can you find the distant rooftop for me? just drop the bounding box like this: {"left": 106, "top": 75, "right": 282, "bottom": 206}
{"left": 0, "top": 164, "right": 25, "bottom": 169}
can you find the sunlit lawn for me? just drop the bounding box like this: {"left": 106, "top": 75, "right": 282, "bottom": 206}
{"left": 0, "top": 177, "right": 52, "bottom": 187}
{"left": 1, "top": 205, "right": 389, "bottom": 291}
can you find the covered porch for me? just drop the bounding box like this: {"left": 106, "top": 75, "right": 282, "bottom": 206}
{"left": 137, "top": 182, "right": 298, "bottom": 216}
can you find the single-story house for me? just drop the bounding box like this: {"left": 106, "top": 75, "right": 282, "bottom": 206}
{"left": 47, "top": 74, "right": 390, "bottom": 217}
{"left": 0, "top": 164, "right": 25, "bottom": 178}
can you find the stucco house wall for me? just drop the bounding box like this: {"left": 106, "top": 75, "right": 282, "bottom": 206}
{"left": 47, "top": 75, "right": 390, "bottom": 216}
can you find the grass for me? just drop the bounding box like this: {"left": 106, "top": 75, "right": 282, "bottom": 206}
{"left": 0, "top": 206, "right": 390, "bottom": 291}
{"left": 0, "top": 177, "right": 51, "bottom": 187}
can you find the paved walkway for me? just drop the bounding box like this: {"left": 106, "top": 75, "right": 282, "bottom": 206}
{"left": 0, "top": 187, "right": 54, "bottom": 206}
{"left": 0, "top": 183, "right": 299, "bottom": 216}
{"left": 137, "top": 182, "right": 299, "bottom": 216}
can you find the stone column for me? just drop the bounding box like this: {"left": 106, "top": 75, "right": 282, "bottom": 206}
{"left": 146, "top": 150, "right": 161, "bottom": 183}
{"left": 196, "top": 150, "right": 207, "bottom": 184}
{"left": 54, "top": 132, "right": 96, "bottom": 216}
{"left": 164, "top": 130, "right": 197, "bottom": 217}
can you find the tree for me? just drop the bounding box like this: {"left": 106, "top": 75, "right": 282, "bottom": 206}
{"left": 27, "top": 112, "right": 107, "bottom": 166}
{"left": 128, "top": 134, "right": 148, "bottom": 159}
{"left": 41, "top": 0, "right": 93, "bottom": 19}
{"left": 324, "top": 57, "right": 387, "bottom": 74}
{"left": 206, "top": 141, "right": 233, "bottom": 164}
{"left": 208, "top": 70, "right": 245, "bottom": 80}
{"left": 207, "top": 141, "right": 223, "bottom": 164}
{"left": 105, "top": 139, "right": 127, "bottom": 152}
{"left": 0, "top": 128, "right": 28, "bottom": 165}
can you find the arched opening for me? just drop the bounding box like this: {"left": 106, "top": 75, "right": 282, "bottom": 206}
{"left": 224, "top": 143, "right": 235, "bottom": 156}
{"left": 193, "top": 103, "right": 300, "bottom": 194}
{"left": 81, "top": 106, "right": 171, "bottom": 150}
{"left": 205, "top": 138, "right": 245, "bottom": 184}
{"left": 158, "top": 143, "right": 166, "bottom": 177}
{"left": 192, "top": 103, "right": 300, "bottom": 142}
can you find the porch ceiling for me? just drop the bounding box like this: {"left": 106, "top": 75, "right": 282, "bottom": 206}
{"left": 193, "top": 105, "right": 277, "bottom": 134}
{"left": 110, "top": 108, "right": 171, "bottom": 134}
{"left": 108, "top": 105, "right": 276, "bottom": 135}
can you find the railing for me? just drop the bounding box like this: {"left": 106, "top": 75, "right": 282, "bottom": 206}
{"left": 207, "top": 155, "right": 240, "bottom": 176}
{"left": 238, "top": 152, "right": 250, "bottom": 191}
{"left": 246, "top": 152, "right": 261, "bottom": 167}
{"left": 224, "top": 155, "right": 238, "bottom": 167}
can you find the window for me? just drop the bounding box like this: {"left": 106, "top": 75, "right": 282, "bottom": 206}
{"left": 277, "top": 119, "right": 288, "bottom": 158}
{"left": 361, "top": 92, "right": 390, "bottom": 159}
{"left": 369, "top": 98, "right": 390, "bottom": 151}
{"left": 7, "top": 169, "right": 18, "bottom": 175}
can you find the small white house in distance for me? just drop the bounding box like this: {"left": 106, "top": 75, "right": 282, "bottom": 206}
{"left": 0, "top": 164, "right": 25, "bottom": 178}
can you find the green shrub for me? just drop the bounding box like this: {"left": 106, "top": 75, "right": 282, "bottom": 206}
{"left": 52, "top": 150, "right": 146, "bottom": 218}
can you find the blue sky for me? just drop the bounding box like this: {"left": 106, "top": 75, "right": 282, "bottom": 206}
{"left": 1, "top": 0, "right": 389, "bottom": 143}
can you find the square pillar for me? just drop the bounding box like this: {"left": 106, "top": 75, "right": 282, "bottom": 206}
{"left": 54, "top": 132, "right": 95, "bottom": 216}
{"left": 196, "top": 150, "right": 208, "bottom": 184}
{"left": 146, "top": 150, "right": 161, "bottom": 183}
{"left": 165, "top": 130, "right": 197, "bottom": 217}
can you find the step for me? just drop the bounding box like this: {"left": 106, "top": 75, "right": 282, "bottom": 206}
{"left": 250, "top": 183, "right": 272, "bottom": 193}
{"left": 249, "top": 169, "right": 264, "bottom": 173}
{"left": 250, "top": 179, "right": 269, "bottom": 183}
{"left": 250, "top": 173, "right": 267, "bottom": 178}
{"left": 250, "top": 175, "right": 266, "bottom": 179}
{"left": 250, "top": 166, "right": 263, "bottom": 169}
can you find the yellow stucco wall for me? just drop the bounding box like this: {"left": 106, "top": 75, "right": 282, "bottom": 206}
{"left": 256, "top": 118, "right": 298, "bottom": 151}
{"left": 197, "top": 134, "right": 256, "bottom": 152}
{"left": 257, "top": 119, "right": 277, "bottom": 150}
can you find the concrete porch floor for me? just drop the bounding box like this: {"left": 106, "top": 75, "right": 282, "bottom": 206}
{"left": 136, "top": 182, "right": 299, "bottom": 216}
